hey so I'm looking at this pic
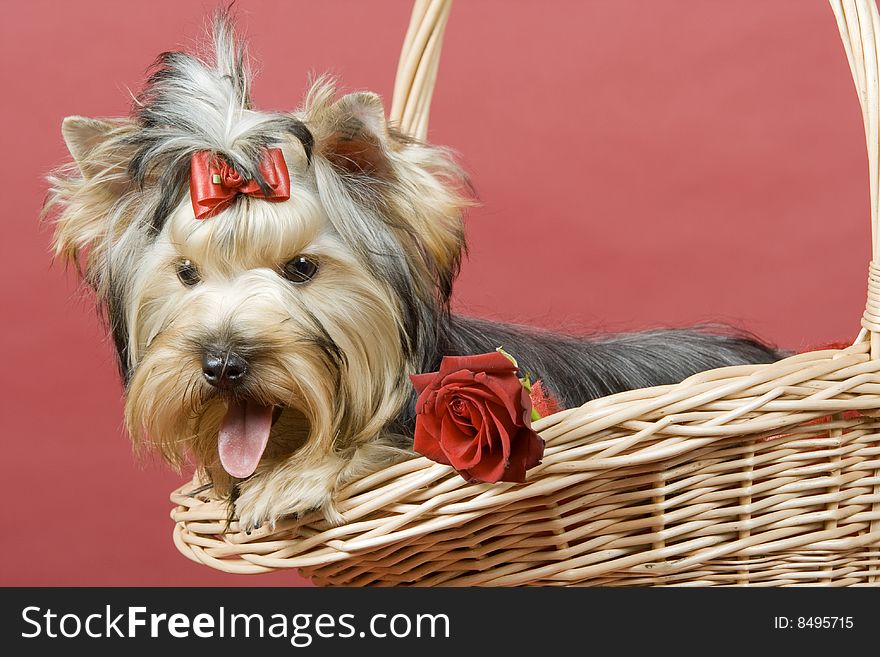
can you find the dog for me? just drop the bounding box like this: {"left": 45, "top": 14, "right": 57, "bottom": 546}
{"left": 45, "top": 12, "right": 782, "bottom": 530}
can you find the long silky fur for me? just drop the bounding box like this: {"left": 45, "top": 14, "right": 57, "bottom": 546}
{"left": 45, "top": 10, "right": 783, "bottom": 528}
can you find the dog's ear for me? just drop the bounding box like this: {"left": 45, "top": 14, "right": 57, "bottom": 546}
{"left": 61, "top": 116, "right": 117, "bottom": 179}
{"left": 308, "top": 85, "right": 472, "bottom": 302}
{"left": 48, "top": 116, "right": 136, "bottom": 286}
{"left": 314, "top": 91, "right": 392, "bottom": 176}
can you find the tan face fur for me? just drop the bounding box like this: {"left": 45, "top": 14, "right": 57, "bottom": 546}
{"left": 122, "top": 135, "right": 411, "bottom": 496}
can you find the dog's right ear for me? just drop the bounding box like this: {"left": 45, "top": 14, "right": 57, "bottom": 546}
{"left": 61, "top": 116, "right": 116, "bottom": 179}
{"left": 48, "top": 116, "right": 135, "bottom": 287}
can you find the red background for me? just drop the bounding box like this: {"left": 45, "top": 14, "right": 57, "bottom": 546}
{"left": 0, "top": 0, "right": 870, "bottom": 585}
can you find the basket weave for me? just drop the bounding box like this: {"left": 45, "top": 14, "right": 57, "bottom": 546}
{"left": 170, "top": 0, "right": 880, "bottom": 586}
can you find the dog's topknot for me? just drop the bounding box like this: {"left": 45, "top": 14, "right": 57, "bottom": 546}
{"left": 124, "top": 9, "right": 313, "bottom": 233}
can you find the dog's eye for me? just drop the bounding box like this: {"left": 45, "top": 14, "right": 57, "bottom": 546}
{"left": 282, "top": 256, "right": 319, "bottom": 284}
{"left": 175, "top": 259, "right": 201, "bottom": 287}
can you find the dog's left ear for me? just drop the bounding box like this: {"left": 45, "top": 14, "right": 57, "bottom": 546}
{"left": 309, "top": 87, "right": 472, "bottom": 301}
{"left": 314, "top": 91, "right": 392, "bottom": 176}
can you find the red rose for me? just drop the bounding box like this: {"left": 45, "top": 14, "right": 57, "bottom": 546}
{"left": 409, "top": 352, "right": 545, "bottom": 483}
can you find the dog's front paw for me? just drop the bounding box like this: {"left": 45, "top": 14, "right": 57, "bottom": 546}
{"left": 234, "top": 464, "right": 343, "bottom": 532}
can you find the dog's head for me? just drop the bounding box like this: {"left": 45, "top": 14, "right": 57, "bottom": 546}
{"left": 46, "top": 13, "right": 470, "bottom": 490}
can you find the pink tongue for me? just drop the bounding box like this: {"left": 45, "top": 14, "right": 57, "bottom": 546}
{"left": 217, "top": 401, "right": 274, "bottom": 479}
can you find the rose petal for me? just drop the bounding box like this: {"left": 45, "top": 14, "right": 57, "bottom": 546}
{"left": 410, "top": 372, "right": 440, "bottom": 395}
{"left": 461, "top": 402, "right": 515, "bottom": 482}
{"left": 437, "top": 371, "right": 479, "bottom": 389}
{"left": 508, "top": 428, "right": 545, "bottom": 483}
{"left": 413, "top": 414, "right": 450, "bottom": 466}
{"left": 448, "top": 386, "right": 492, "bottom": 407}
{"left": 447, "top": 396, "right": 479, "bottom": 435}
{"left": 526, "top": 432, "right": 545, "bottom": 469}
{"left": 443, "top": 400, "right": 494, "bottom": 471}
{"left": 476, "top": 370, "right": 532, "bottom": 424}
{"left": 436, "top": 352, "right": 518, "bottom": 379}
{"left": 440, "top": 414, "right": 482, "bottom": 470}
{"left": 466, "top": 398, "right": 486, "bottom": 433}
{"left": 500, "top": 428, "right": 533, "bottom": 482}
{"left": 449, "top": 396, "right": 467, "bottom": 417}
{"left": 464, "top": 451, "right": 508, "bottom": 482}
{"left": 416, "top": 391, "right": 442, "bottom": 438}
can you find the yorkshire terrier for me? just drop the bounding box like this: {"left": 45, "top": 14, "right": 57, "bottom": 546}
{"left": 46, "top": 13, "right": 781, "bottom": 530}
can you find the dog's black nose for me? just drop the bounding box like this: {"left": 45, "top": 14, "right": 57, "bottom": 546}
{"left": 202, "top": 349, "right": 249, "bottom": 389}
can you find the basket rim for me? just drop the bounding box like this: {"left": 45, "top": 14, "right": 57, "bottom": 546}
{"left": 170, "top": 342, "right": 880, "bottom": 582}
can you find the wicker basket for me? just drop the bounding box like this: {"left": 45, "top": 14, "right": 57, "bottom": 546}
{"left": 170, "top": 0, "right": 880, "bottom": 586}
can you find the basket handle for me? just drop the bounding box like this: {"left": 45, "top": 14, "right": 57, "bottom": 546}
{"left": 831, "top": 0, "right": 880, "bottom": 355}
{"left": 390, "top": 0, "right": 453, "bottom": 140}
{"left": 390, "top": 2, "right": 880, "bottom": 354}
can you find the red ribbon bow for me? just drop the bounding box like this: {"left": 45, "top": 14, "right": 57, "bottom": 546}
{"left": 189, "top": 148, "right": 291, "bottom": 220}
